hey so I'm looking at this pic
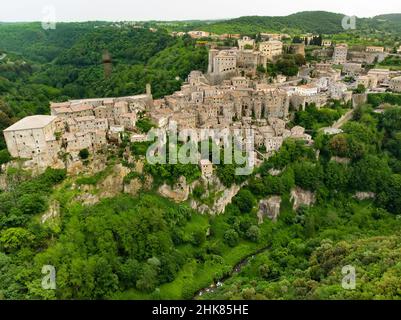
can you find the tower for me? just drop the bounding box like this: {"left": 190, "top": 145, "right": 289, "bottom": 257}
{"left": 102, "top": 50, "right": 112, "bottom": 78}
{"left": 146, "top": 83, "right": 152, "bottom": 96}
{"left": 208, "top": 49, "right": 219, "bottom": 74}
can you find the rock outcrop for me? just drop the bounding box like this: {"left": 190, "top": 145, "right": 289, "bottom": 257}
{"left": 268, "top": 169, "right": 282, "bottom": 176}
{"left": 258, "top": 196, "right": 282, "bottom": 223}
{"left": 290, "top": 187, "right": 316, "bottom": 211}
{"left": 190, "top": 175, "right": 245, "bottom": 215}
{"left": 97, "top": 164, "right": 130, "bottom": 198}
{"left": 158, "top": 176, "right": 190, "bottom": 203}
{"left": 331, "top": 156, "right": 351, "bottom": 164}
{"left": 212, "top": 184, "right": 241, "bottom": 214}
{"left": 124, "top": 178, "right": 142, "bottom": 196}
{"left": 354, "top": 192, "right": 376, "bottom": 201}
{"left": 0, "top": 173, "right": 7, "bottom": 191}
{"left": 73, "top": 163, "right": 130, "bottom": 205}
{"left": 41, "top": 200, "right": 60, "bottom": 224}
{"left": 75, "top": 193, "right": 100, "bottom": 206}
{"left": 67, "top": 154, "right": 108, "bottom": 176}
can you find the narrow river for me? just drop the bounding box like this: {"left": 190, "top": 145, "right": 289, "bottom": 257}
{"left": 193, "top": 245, "right": 270, "bottom": 299}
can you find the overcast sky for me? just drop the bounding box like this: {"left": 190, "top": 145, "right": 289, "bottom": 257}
{"left": 1, "top": 0, "right": 401, "bottom": 22}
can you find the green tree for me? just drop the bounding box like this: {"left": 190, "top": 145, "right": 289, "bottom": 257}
{"left": 136, "top": 263, "right": 159, "bottom": 293}
{"left": 246, "top": 225, "right": 260, "bottom": 242}
{"left": 0, "top": 227, "right": 35, "bottom": 253}
{"left": 0, "top": 149, "right": 11, "bottom": 166}
{"left": 224, "top": 229, "right": 239, "bottom": 247}
{"left": 233, "top": 189, "right": 256, "bottom": 213}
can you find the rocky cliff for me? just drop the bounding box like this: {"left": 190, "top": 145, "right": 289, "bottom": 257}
{"left": 290, "top": 187, "right": 316, "bottom": 211}
{"left": 258, "top": 196, "right": 282, "bottom": 223}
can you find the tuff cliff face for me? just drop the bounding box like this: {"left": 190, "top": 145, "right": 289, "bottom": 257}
{"left": 41, "top": 200, "right": 60, "bottom": 224}
{"left": 290, "top": 187, "right": 316, "bottom": 211}
{"left": 189, "top": 176, "right": 245, "bottom": 215}
{"left": 258, "top": 196, "right": 282, "bottom": 223}
{"left": 354, "top": 192, "right": 376, "bottom": 201}
{"left": 71, "top": 162, "right": 152, "bottom": 206}
{"left": 158, "top": 176, "right": 190, "bottom": 203}
{"left": 212, "top": 184, "right": 242, "bottom": 214}
{"left": 67, "top": 154, "right": 108, "bottom": 176}
{"left": 97, "top": 164, "right": 130, "bottom": 198}
{"left": 124, "top": 178, "right": 143, "bottom": 196}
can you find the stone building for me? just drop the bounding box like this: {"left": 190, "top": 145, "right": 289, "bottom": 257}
{"left": 3, "top": 115, "right": 60, "bottom": 160}
{"left": 260, "top": 33, "right": 283, "bottom": 41}
{"left": 259, "top": 40, "right": 283, "bottom": 61}
{"left": 333, "top": 44, "right": 348, "bottom": 64}
{"left": 366, "top": 46, "right": 385, "bottom": 53}
{"left": 187, "top": 31, "right": 210, "bottom": 39}
{"left": 343, "top": 62, "right": 363, "bottom": 76}
{"left": 236, "top": 50, "right": 267, "bottom": 76}
{"left": 390, "top": 76, "right": 401, "bottom": 92}
{"left": 289, "top": 43, "right": 305, "bottom": 57}
{"left": 199, "top": 159, "right": 213, "bottom": 178}
{"left": 207, "top": 49, "right": 238, "bottom": 84}
{"left": 367, "top": 69, "right": 390, "bottom": 84}
{"left": 3, "top": 115, "right": 59, "bottom": 158}
{"left": 4, "top": 89, "right": 152, "bottom": 169}
{"left": 290, "top": 90, "right": 328, "bottom": 110}
{"left": 238, "top": 36, "right": 255, "bottom": 50}
{"left": 328, "top": 82, "right": 349, "bottom": 100}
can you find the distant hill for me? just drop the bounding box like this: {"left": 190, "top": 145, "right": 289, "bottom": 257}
{"left": 374, "top": 13, "right": 401, "bottom": 22}
{"left": 198, "top": 11, "right": 401, "bottom": 35}
{"left": 199, "top": 11, "right": 349, "bottom": 34}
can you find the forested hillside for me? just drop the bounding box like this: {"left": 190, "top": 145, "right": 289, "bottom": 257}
{"left": 200, "top": 105, "right": 401, "bottom": 300}
{"left": 199, "top": 11, "right": 401, "bottom": 35}
{"left": 201, "top": 12, "right": 347, "bottom": 34}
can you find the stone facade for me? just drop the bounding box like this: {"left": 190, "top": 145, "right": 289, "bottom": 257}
{"left": 238, "top": 36, "right": 255, "bottom": 50}
{"left": 259, "top": 40, "right": 283, "bottom": 61}
{"left": 332, "top": 44, "right": 348, "bottom": 64}
{"left": 207, "top": 38, "right": 284, "bottom": 83}
{"left": 3, "top": 115, "right": 61, "bottom": 167}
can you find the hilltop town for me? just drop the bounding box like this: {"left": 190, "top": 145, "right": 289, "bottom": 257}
{"left": 3, "top": 31, "right": 401, "bottom": 175}
{"left": 1, "top": 7, "right": 401, "bottom": 303}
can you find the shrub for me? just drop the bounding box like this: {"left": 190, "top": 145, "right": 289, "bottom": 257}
{"left": 224, "top": 229, "right": 239, "bottom": 247}
{"left": 79, "top": 148, "right": 89, "bottom": 160}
